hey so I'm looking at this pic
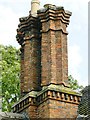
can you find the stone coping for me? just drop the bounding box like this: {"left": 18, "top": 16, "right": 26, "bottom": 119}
{"left": 12, "top": 84, "right": 82, "bottom": 108}
{"left": 0, "top": 112, "right": 25, "bottom": 120}
{"left": 41, "top": 84, "right": 82, "bottom": 96}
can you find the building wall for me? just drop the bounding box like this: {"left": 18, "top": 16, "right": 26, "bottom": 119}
{"left": 26, "top": 105, "right": 38, "bottom": 118}
{"left": 49, "top": 99, "right": 78, "bottom": 119}
{"left": 37, "top": 99, "right": 50, "bottom": 118}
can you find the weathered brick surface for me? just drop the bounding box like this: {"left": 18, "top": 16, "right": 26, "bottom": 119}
{"left": 14, "top": 4, "right": 80, "bottom": 120}
{"left": 38, "top": 7, "right": 70, "bottom": 87}
{"left": 21, "top": 38, "right": 41, "bottom": 94}
{"left": 16, "top": 96, "right": 78, "bottom": 119}
{"left": 16, "top": 16, "right": 41, "bottom": 95}
{"left": 37, "top": 99, "right": 50, "bottom": 118}
{"left": 37, "top": 99, "right": 78, "bottom": 119}
{"left": 26, "top": 105, "right": 38, "bottom": 118}
{"left": 17, "top": 4, "right": 71, "bottom": 94}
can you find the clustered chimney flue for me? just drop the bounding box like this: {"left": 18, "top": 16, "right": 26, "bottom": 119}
{"left": 13, "top": 1, "right": 82, "bottom": 119}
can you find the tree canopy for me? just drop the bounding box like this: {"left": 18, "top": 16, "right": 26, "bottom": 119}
{"left": 0, "top": 45, "right": 20, "bottom": 112}
{"left": 68, "top": 75, "right": 84, "bottom": 91}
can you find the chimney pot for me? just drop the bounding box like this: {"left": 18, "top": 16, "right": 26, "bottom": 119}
{"left": 31, "top": 0, "right": 40, "bottom": 17}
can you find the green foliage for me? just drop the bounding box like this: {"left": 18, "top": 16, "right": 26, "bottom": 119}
{"left": 68, "top": 75, "right": 84, "bottom": 91}
{"left": 0, "top": 45, "right": 20, "bottom": 112}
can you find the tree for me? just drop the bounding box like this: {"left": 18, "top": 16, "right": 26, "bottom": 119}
{"left": 0, "top": 45, "right": 20, "bottom": 112}
{"left": 68, "top": 75, "right": 84, "bottom": 91}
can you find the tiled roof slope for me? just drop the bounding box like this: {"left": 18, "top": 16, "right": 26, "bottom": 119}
{"left": 76, "top": 85, "right": 90, "bottom": 120}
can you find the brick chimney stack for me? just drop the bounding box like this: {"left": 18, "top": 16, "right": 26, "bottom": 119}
{"left": 13, "top": 2, "right": 82, "bottom": 119}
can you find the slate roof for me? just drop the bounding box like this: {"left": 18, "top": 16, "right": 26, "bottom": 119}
{"left": 76, "top": 85, "right": 90, "bottom": 120}
{"left": 78, "top": 85, "right": 90, "bottom": 116}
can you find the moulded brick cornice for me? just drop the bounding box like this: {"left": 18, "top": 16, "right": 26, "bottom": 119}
{"left": 40, "top": 27, "right": 68, "bottom": 35}
{"left": 18, "top": 16, "right": 38, "bottom": 32}
{"left": 38, "top": 13, "right": 70, "bottom": 25}
{"left": 38, "top": 5, "right": 72, "bottom": 25}
{"left": 37, "top": 4, "right": 72, "bottom": 17}
{"left": 16, "top": 16, "right": 40, "bottom": 45}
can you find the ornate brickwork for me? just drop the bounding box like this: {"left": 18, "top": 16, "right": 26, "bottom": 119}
{"left": 13, "top": 3, "right": 82, "bottom": 119}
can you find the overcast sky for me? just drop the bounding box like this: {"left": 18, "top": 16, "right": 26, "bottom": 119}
{"left": 0, "top": 0, "right": 88, "bottom": 87}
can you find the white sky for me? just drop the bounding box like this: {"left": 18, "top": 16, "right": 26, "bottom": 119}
{"left": 0, "top": 0, "right": 88, "bottom": 87}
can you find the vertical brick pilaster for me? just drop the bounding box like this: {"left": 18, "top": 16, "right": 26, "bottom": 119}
{"left": 23, "top": 36, "right": 41, "bottom": 93}
{"left": 41, "top": 24, "right": 51, "bottom": 86}
{"left": 41, "top": 22, "right": 57, "bottom": 85}
{"left": 55, "top": 20, "right": 69, "bottom": 85}
{"left": 30, "top": 37, "right": 41, "bottom": 91}
{"left": 23, "top": 40, "right": 31, "bottom": 93}
{"left": 61, "top": 32, "right": 68, "bottom": 85}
